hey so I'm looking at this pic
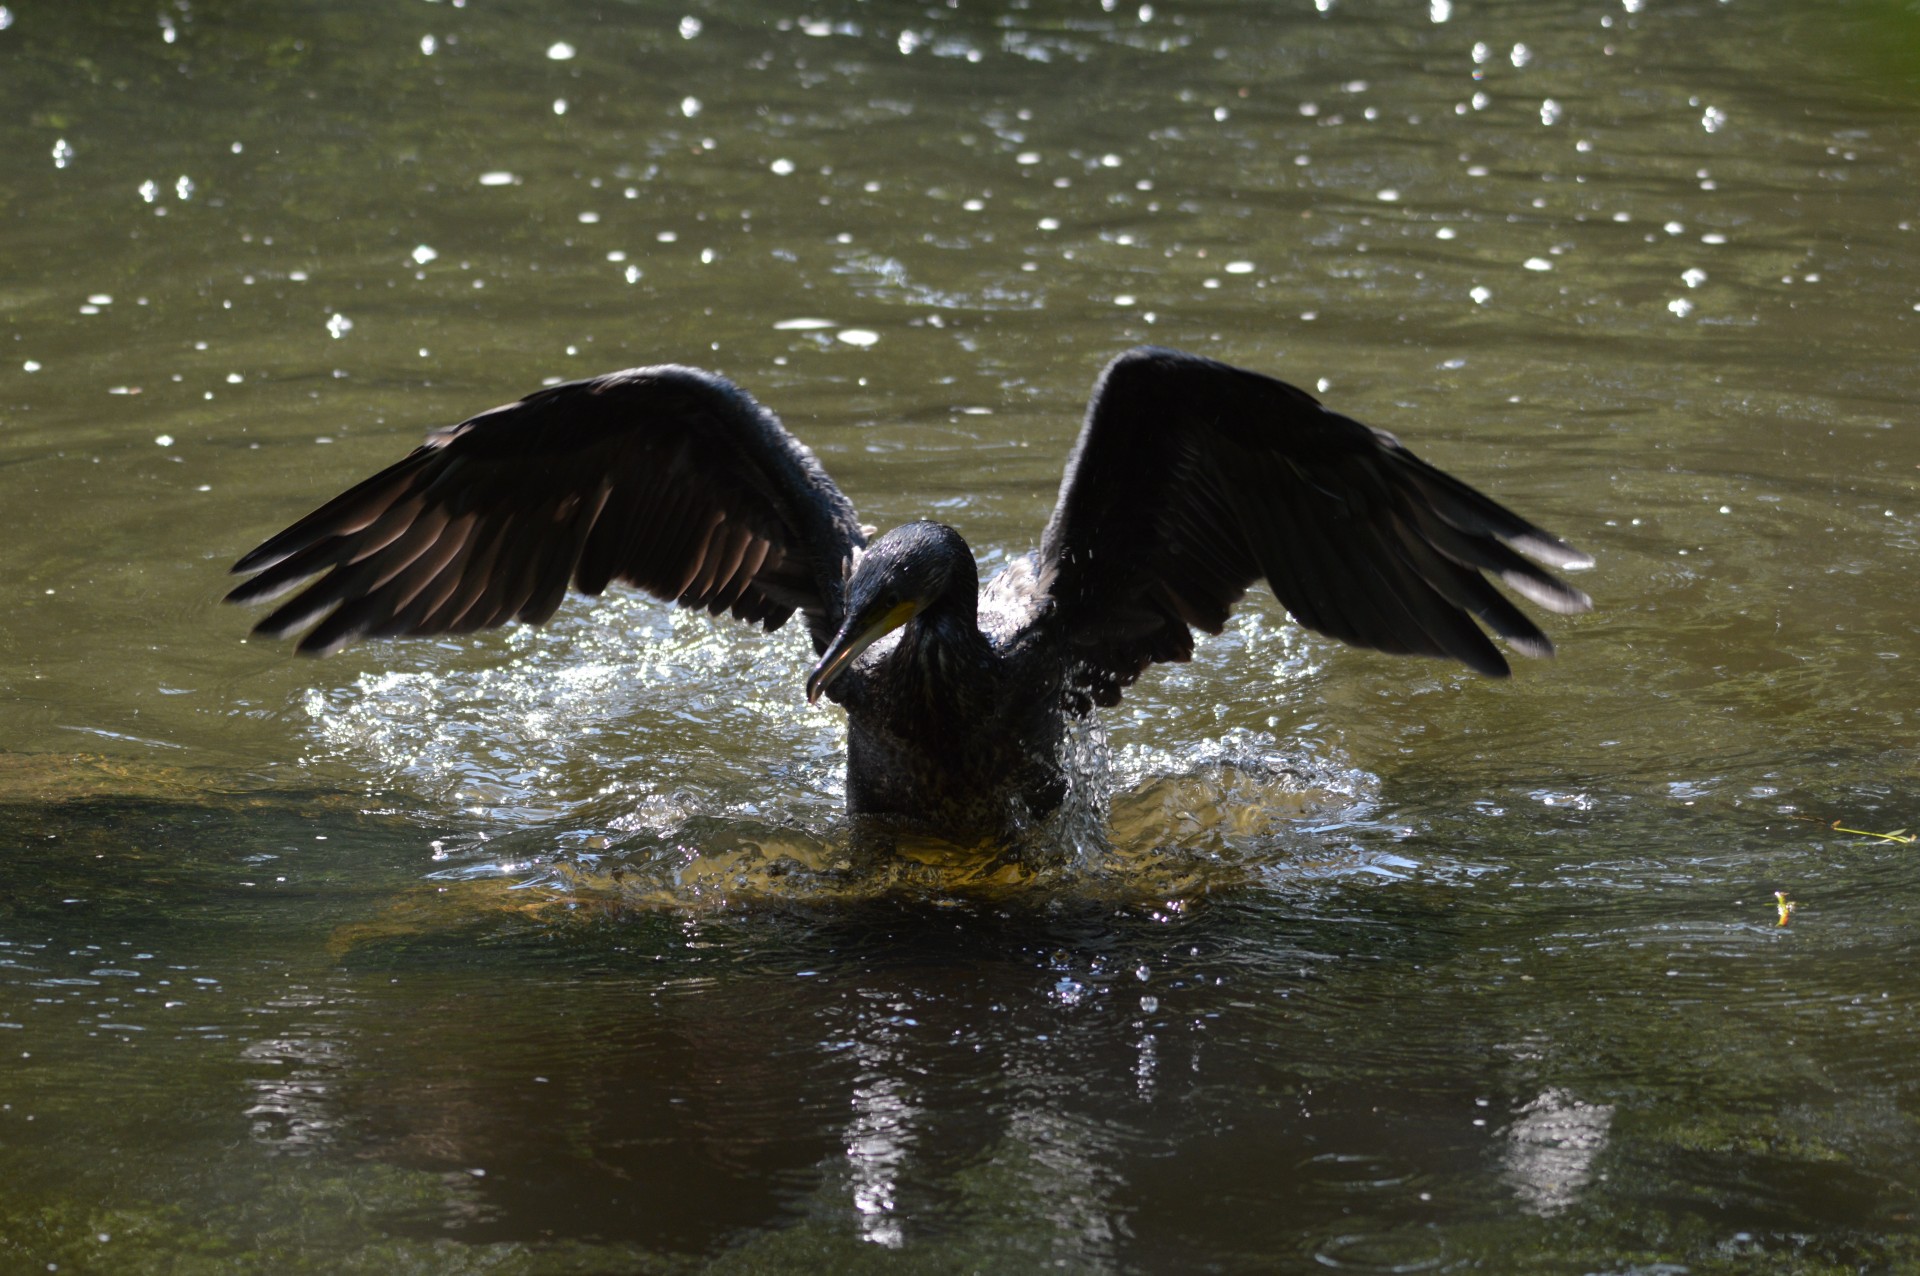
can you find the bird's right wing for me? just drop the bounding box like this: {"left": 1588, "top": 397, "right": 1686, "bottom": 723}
{"left": 227, "top": 366, "right": 866, "bottom": 656}
{"left": 1038, "top": 347, "right": 1592, "bottom": 706}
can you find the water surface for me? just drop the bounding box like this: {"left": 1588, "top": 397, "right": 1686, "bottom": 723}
{"left": 2, "top": 0, "right": 1917, "bottom": 1271}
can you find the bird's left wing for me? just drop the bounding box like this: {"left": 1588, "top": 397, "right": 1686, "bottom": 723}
{"left": 1037, "top": 347, "right": 1592, "bottom": 707}
{"left": 227, "top": 366, "right": 866, "bottom": 656}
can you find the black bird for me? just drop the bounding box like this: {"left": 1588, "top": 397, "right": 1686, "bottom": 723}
{"left": 227, "top": 347, "right": 1591, "bottom": 840}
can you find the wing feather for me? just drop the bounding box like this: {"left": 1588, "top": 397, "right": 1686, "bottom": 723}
{"left": 1039, "top": 347, "right": 1590, "bottom": 705}
{"left": 227, "top": 366, "right": 867, "bottom": 656}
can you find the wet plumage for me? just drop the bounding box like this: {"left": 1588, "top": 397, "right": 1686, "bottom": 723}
{"left": 227, "top": 347, "right": 1592, "bottom": 839}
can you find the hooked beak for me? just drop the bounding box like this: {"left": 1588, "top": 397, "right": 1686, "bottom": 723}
{"left": 805, "top": 600, "right": 919, "bottom": 704}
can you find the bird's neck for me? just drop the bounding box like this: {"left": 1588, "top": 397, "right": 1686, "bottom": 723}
{"left": 889, "top": 587, "right": 989, "bottom": 706}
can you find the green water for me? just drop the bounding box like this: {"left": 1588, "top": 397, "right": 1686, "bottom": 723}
{"left": 2, "top": 0, "right": 1917, "bottom": 1271}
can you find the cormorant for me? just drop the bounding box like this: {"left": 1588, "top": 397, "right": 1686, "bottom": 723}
{"left": 227, "top": 347, "right": 1591, "bottom": 839}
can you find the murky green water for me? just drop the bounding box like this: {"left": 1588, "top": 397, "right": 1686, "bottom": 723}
{"left": 3, "top": 0, "right": 1918, "bottom": 1270}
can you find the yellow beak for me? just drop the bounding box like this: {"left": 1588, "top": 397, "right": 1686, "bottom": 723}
{"left": 805, "top": 600, "right": 920, "bottom": 704}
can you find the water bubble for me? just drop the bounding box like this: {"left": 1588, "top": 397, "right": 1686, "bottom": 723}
{"left": 1429, "top": 0, "right": 1451, "bottom": 19}
{"left": 1224, "top": 261, "right": 1254, "bottom": 274}
{"left": 411, "top": 244, "right": 438, "bottom": 265}
{"left": 1701, "top": 105, "right": 1726, "bottom": 133}
{"left": 681, "top": 96, "right": 701, "bottom": 117}
{"left": 836, "top": 329, "right": 879, "bottom": 347}
{"left": 138, "top": 180, "right": 159, "bottom": 203}
{"left": 1376, "top": 189, "right": 1399, "bottom": 202}
{"left": 1511, "top": 43, "right": 1532, "bottom": 66}
{"left": 546, "top": 41, "right": 575, "bottom": 60}
{"left": 1523, "top": 257, "right": 1552, "bottom": 272}
{"left": 51, "top": 138, "right": 74, "bottom": 168}
{"left": 678, "top": 15, "right": 702, "bottom": 38}
{"left": 552, "top": 98, "right": 567, "bottom": 115}
{"left": 478, "top": 171, "right": 516, "bottom": 186}
{"left": 175, "top": 175, "right": 195, "bottom": 200}
{"left": 1470, "top": 286, "right": 1492, "bottom": 304}
{"left": 326, "top": 313, "right": 353, "bottom": 339}
{"left": 155, "top": 434, "right": 174, "bottom": 448}
{"left": 1540, "top": 98, "right": 1562, "bottom": 126}
{"left": 0, "top": 8, "right": 14, "bottom": 30}
{"left": 770, "top": 158, "right": 796, "bottom": 175}
{"left": 420, "top": 34, "right": 436, "bottom": 56}
{"left": 1667, "top": 298, "right": 1693, "bottom": 317}
{"left": 1681, "top": 268, "right": 1706, "bottom": 288}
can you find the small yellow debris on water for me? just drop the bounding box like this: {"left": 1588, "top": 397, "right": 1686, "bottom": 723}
{"left": 1774, "top": 891, "right": 1796, "bottom": 927}
{"left": 1830, "top": 822, "right": 1915, "bottom": 844}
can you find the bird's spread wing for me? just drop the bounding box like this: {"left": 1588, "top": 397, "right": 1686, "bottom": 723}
{"left": 227, "top": 366, "right": 866, "bottom": 656}
{"left": 1038, "top": 347, "right": 1592, "bottom": 706}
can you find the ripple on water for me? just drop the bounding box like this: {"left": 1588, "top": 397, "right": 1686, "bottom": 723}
{"left": 1310, "top": 1225, "right": 1448, "bottom": 1273}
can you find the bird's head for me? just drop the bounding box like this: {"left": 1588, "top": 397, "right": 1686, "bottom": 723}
{"left": 805, "top": 521, "right": 976, "bottom": 704}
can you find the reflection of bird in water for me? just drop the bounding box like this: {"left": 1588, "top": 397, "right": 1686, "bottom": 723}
{"left": 228, "top": 347, "right": 1591, "bottom": 841}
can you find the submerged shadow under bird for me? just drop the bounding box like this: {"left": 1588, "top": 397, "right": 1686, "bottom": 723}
{"left": 227, "top": 347, "right": 1592, "bottom": 841}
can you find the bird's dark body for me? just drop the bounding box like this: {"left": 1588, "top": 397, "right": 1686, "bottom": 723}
{"left": 832, "top": 578, "right": 1071, "bottom": 835}
{"left": 227, "top": 347, "right": 1594, "bottom": 844}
